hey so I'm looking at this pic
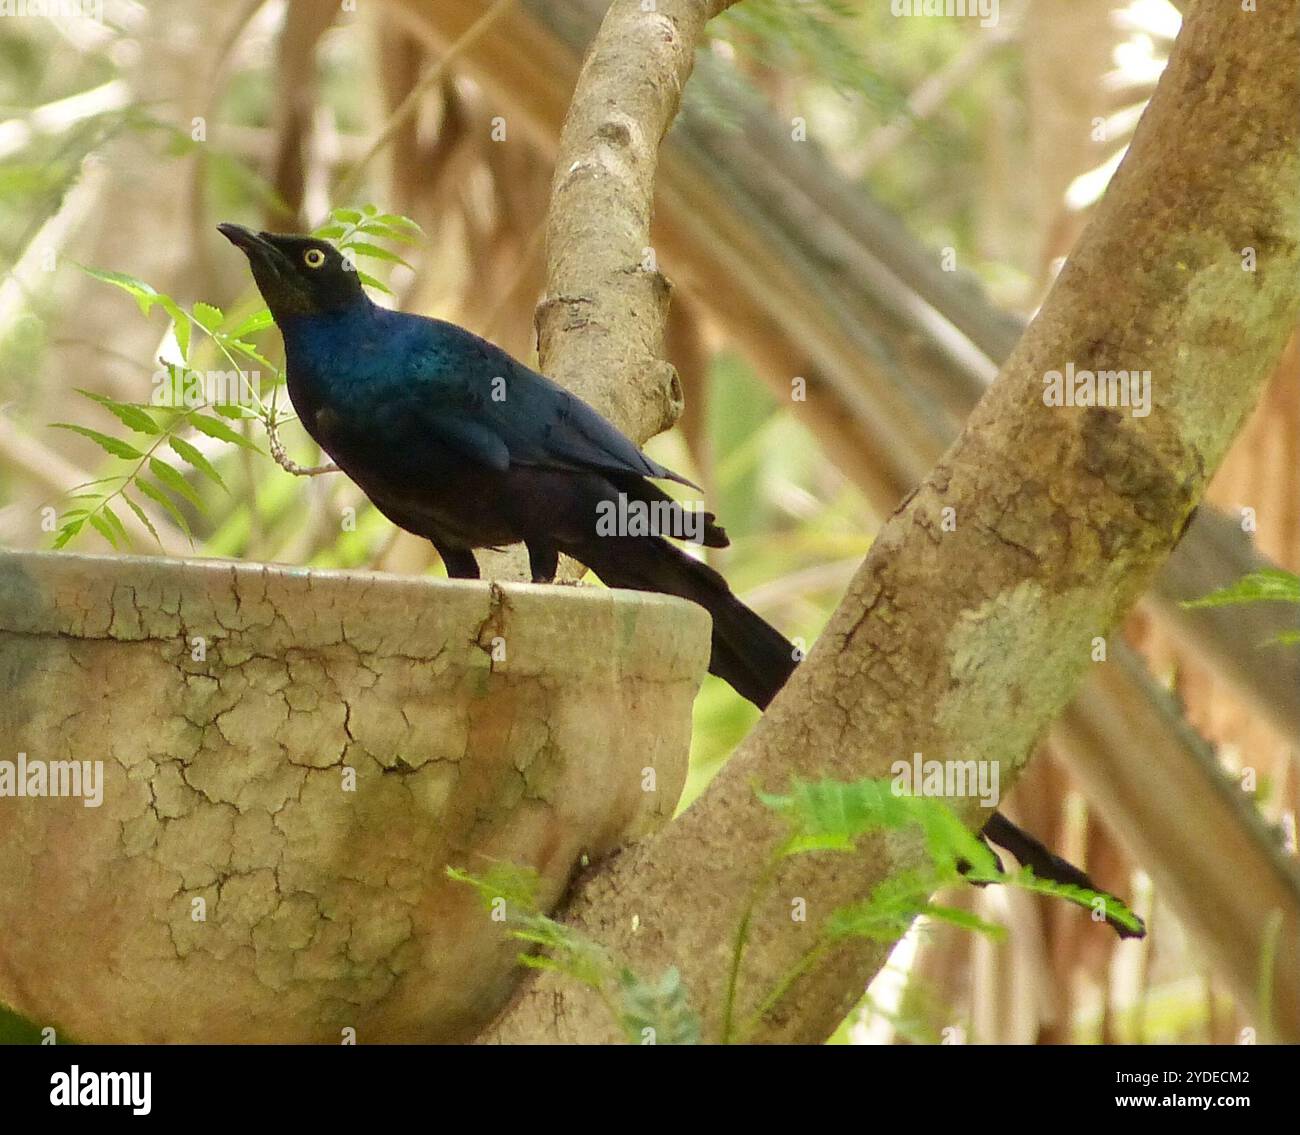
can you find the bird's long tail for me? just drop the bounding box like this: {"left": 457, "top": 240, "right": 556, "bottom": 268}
{"left": 978, "top": 812, "right": 1143, "bottom": 939}
{"left": 568, "top": 534, "right": 798, "bottom": 709}
{"left": 574, "top": 532, "right": 1143, "bottom": 939}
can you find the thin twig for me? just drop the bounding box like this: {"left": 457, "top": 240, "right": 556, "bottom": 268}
{"left": 265, "top": 407, "right": 337, "bottom": 477}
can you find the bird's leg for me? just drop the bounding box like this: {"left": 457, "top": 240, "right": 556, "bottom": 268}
{"left": 526, "top": 541, "right": 559, "bottom": 583}
{"left": 433, "top": 542, "right": 480, "bottom": 580}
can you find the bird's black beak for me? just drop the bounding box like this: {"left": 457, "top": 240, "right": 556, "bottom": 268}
{"left": 218, "top": 223, "right": 296, "bottom": 293}
{"left": 217, "top": 223, "right": 275, "bottom": 258}
{"left": 217, "top": 222, "right": 257, "bottom": 250}
{"left": 218, "top": 223, "right": 326, "bottom": 318}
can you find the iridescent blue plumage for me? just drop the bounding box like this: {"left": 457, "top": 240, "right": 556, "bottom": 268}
{"left": 213, "top": 226, "right": 791, "bottom": 702}
{"left": 278, "top": 301, "right": 692, "bottom": 488}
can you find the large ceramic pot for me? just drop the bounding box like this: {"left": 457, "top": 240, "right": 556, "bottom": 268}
{"left": 0, "top": 551, "right": 709, "bottom": 1042}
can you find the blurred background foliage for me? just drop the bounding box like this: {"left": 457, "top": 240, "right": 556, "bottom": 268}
{"left": 1, "top": 0, "right": 1296, "bottom": 1045}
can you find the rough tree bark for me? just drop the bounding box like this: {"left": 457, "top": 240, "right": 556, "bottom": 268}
{"left": 481, "top": 0, "right": 1300, "bottom": 1043}
{"left": 532, "top": 0, "right": 745, "bottom": 438}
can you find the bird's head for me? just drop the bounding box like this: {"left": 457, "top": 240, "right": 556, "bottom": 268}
{"left": 217, "top": 224, "right": 365, "bottom": 320}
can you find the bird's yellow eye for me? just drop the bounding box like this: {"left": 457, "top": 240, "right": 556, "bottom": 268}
{"left": 303, "top": 248, "right": 326, "bottom": 269}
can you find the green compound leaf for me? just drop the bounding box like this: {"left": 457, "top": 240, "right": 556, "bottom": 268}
{"left": 169, "top": 435, "right": 227, "bottom": 490}
{"left": 50, "top": 423, "right": 141, "bottom": 460}
{"left": 191, "top": 413, "right": 261, "bottom": 451}
{"left": 148, "top": 457, "right": 203, "bottom": 509}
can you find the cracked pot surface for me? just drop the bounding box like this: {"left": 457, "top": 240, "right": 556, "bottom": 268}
{"left": 0, "top": 551, "right": 709, "bottom": 1042}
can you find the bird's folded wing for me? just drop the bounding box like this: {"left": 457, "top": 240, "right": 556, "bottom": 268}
{"left": 460, "top": 353, "right": 702, "bottom": 486}
{"left": 383, "top": 345, "right": 696, "bottom": 487}
{"left": 344, "top": 316, "right": 695, "bottom": 487}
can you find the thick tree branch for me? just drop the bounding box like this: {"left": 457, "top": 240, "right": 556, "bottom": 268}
{"left": 533, "top": 0, "right": 740, "bottom": 437}
{"left": 483, "top": 2, "right": 1300, "bottom": 1042}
